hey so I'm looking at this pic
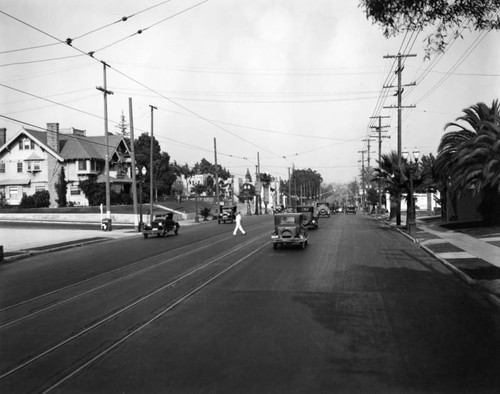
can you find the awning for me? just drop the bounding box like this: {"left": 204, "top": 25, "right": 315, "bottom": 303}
{"left": 0, "top": 178, "right": 31, "bottom": 186}
{"left": 24, "top": 152, "right": 44, "bottom": 161}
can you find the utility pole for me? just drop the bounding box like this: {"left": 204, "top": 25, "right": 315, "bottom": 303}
{"left": 128, "top": 97, "right": 138, "bottom": 231}
{"left": 383, "top": 53, "right": 416, "bottom": 225}
{"left": 370, "top": 115, "right": 390, "bottom": 213}
{"left": 149, "top": 105, "right": 157, "bottom": 226}
{"left": 358, "top": 150, "right": 367, "bottom": 210}
{"left": 214, "top": 137, "right": 220, "bottom": 212}
{"left": 96, "top": 61, "right": 113, "bottom": 230}
{"left": 288, "top": 167, "right": 291, "bottom": 208}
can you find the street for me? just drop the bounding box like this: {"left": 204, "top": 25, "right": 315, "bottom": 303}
{"left": 1, "top": 214, "right": 500, "bottom": 393}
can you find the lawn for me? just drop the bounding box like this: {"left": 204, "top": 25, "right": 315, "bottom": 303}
{"left": 0, "top": 199, "right": 215, "bottom": 215}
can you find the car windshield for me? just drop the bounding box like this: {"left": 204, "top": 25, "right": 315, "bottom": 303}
{"left": 279, "top": 216, "right": 296, "bottom": 225}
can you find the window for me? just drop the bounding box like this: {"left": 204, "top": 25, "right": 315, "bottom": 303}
{"left": 0, "top": 162, "right": 4, "bottom": 173}
{"left": 30, "top": 140, "right": 35, "bottom": 149}
{"left": 35, "top": 186, "right": 45, "bottom": 193}
{"left": 17, "top": 162, "right": 23, "bottom": 173}
{"left": 78, "top": 160, "right": 87, "bottom": 171}
{"left": 24, "top": 139, "right": 31, "bottom": 149}
{"left": 27, "top": 161, "right": 41, "bottom": 172}
{"left": 18, "top": 140, "right": 23, "bottom": 150}
{"left": 90, "top": 160, "right": 97, "bottom": 171}
{"left": 70, "top": 185, "right": 81, "bottom": 195}
{"left": 9, "top": 187, "right": 19, "bottom": 200}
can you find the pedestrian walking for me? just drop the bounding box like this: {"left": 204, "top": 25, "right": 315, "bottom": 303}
{"left": 233, "top": 211, "right": 246, "bottom": 236}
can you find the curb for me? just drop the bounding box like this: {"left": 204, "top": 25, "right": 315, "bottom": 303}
{"left": 378, "top": 217, "right": 500, "bottom": 309}
{"left": 2, "top": 237, "right": 117, "bottom": 263}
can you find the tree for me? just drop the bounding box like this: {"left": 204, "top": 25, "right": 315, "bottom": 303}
{"left": 359, "top": 0, "right": 500, "bottom": 57}
{"left": 259, "top": 173, "right": 272, "bottom": 213}
{"left": 55, "top": 167, "right": 67, "bottom": 207}
{"left": 193, "top": 158, "right": 231, "bottom": 180}
{"left": 134, "top": 133, "right": 176, "bottom": 200}
{"left": 283, "top": 168, "right": 323, "bottom": 204}
{"left": 436, "top": 100, "right": 500, "bottom": 223}
{"left": 115, "top": 111, "right": 129, "bottom": 138}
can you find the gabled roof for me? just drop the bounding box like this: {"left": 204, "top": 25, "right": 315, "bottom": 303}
{"left": 0, "top": 128, "right": 64, "bottom": 161}
{"left": 0, "top": 127, "right": 129, "bottom": 162}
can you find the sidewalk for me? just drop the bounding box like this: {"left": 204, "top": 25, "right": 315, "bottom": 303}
{"left": 0, "top": 218, "right": 205, "bottom": 262}
{"left": 383, "top": 215, "right": 500, "bottom": 307}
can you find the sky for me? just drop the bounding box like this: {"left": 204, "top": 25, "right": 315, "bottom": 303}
{"left": 1, "top": 0, "right": 499, "bottom": 185}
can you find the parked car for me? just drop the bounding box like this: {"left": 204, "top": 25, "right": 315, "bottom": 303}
{"left": 271, "top": 213, "right": 308, "bottom": 249}
{"left": 218, "top": 205, "right": 237, "bottom": 224}
{"left": 295, "top": 205, "right": 319, "bottom": 229}
{"left": 316, "top": 202, "right": 331, "bottom": 218}
{"left": 345, "top": 206, "right": 356, "bottom": 215}
{"left": 142, "top": 212, "right": 180, "bottom": 238}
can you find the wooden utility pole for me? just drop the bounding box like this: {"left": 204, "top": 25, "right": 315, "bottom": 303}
{"left": 358, "top": 150, "right": 367, "bottom": 210}
{"left": 370, "top": 115, "right": 390, "bottom": 213}
{"left": 383, "top": 53, "right": 416, "bottom": 225}
{"left": 96, "top": 61, "right": 113, "bottom": 230}
{"left": 214, "top": 138, "right": 220, "bottom": 211}
{"left": 149, "top": 105, "right": 157, "bottom": 226}
{"left": 128, "top": 98, "right": 138, "bottom": 231}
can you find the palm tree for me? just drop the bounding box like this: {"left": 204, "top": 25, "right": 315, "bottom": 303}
{"left": 436, "top": 99, "right": 500, "bottom": 223}
{"left": 372, "top": 151, "right": 406, "bottom": 220}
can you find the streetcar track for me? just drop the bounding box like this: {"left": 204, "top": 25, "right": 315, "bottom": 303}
{"left": 0, "top": 226, "right": 268, "bottom": 329}
{"left": 41, "top": 237, "right": 269, "bottom": 394}
{"left": 0, "top": 232, "right": 268, "bottom": 383}
{"left": 0, "top": 221, "right": 265, "bottom": 315}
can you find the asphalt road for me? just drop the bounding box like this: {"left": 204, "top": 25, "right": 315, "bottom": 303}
{"left": 1, "top": 214, "right": 500, "bottom": 393}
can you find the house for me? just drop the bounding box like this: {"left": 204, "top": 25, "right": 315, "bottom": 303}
{"left": 0, "top": 123, "right": 132, "bottom": 207}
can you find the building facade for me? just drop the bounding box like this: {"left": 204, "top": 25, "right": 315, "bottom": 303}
{"left": 0, "top": 123, "right": 132, "bottom": 207}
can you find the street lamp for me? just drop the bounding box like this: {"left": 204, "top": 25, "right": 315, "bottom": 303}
{"left": 243, "top": 183, "right": 252, "bottom": 216}
{"left": 402, "top": 147, "right": 420, "bottom": 236}
{"left": 135, "top": 166, "right": 147, "bottom": 231}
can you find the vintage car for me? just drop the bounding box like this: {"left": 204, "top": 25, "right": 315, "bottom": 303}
{"left": 142, "top": 212, "right": 180, "bottom": 238}
{"left": 295, "top": 205, "right": 319, "bottom": 229}
{"left": 316, "top": 202, "right": 331, "bottom": 218}
{"left": 273, "top": 205, "right": 285, "bottom": 214}
{"left": 271, "top": 213, "right": 308, "bottom": 249}
{"left": 218, "top": 205, "right": 237, "bottom": 224}
{"left": 345, "top": 205, "right": 357, "bottom": 215}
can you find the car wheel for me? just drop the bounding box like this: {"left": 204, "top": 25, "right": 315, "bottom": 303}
{"left": 273, "top": 243, "right": 277, "bottom": 250}
{"left": 143, "top": 233, "right": 148, "bottom": 239}
{"left": 175, "top": 229, "right": 178, "bottom": 235}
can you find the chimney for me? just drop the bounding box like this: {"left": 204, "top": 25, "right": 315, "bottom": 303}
{"left": 0, "top": 128, "right": 6, "bottom": 147}
{"left": 47, "top": 123, "right": 59, "bottom": 152}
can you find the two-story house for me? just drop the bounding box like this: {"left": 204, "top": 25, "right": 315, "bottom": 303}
{"left": 0, "top": 123, "right": 132, "bottom": 207}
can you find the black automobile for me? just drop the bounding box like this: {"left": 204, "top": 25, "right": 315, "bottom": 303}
{"left": 271, "top": 213, "right": 309, "bottom": 249}
{"left": 295, "top": 205, "right": 319, "bottom": 229}
{"left": 218, "top": 205, "right": 237, "bottom": 224}
{"left": 316, "top": 202, "right": 331, "bottom": 218}
{"left": 345, "top": 206, "right": 356, "bottom": 215}
{"left": 142, "top": 212, "right": 180, "bottom": 238}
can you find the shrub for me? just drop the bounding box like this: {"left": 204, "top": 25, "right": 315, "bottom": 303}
{"left": 33, "top": 190, "right": 50, "bottom": 208}
{"left": 199, "top": 207, "right": 211, "bottom": 221}
{"left": 19, "top": 193, "right": 35, "bottom": 208}
{"left": 55, "top": 167, "right": 68, "bottom": 207}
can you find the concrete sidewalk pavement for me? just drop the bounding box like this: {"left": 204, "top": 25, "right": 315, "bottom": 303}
{"left": 384, "top": 216, "right": 500, "bottom": 307}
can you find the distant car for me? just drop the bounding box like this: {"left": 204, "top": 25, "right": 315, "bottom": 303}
{"left": 273, "top": 205, "right": 285, "bottom": 214}
{"left": 218, "top": 205, "right": 237, "bottom": 224}
{"left": 296, "top": 205, "right": 319, "bottom": 229}
{"left": 345, "top": 206, "right": 356, "bottom": 215}
{"left": 142, "top": 212, "right": 180, "bottom": 238}
{"left": 316, "top": 202, "right": 331, "bottom": 218}
{"left": 271, "top": 213, "right": 309, "bottom": 249}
